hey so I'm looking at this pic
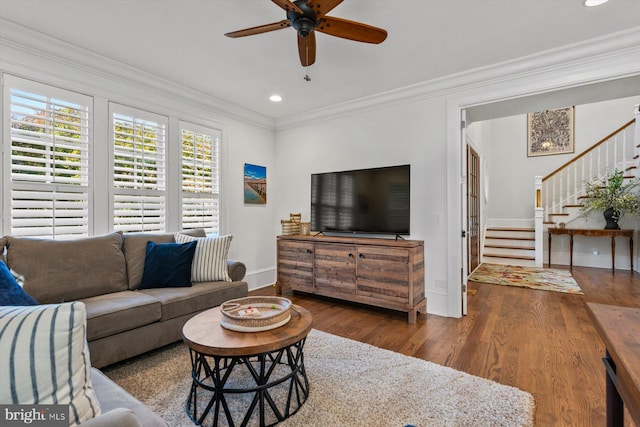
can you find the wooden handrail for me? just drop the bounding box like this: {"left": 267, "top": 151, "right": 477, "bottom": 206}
{"left": 542, "top": 118, "right": 635, "bottom": 182}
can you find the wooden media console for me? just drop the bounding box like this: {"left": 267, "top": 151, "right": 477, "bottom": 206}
{"left": 276, "top": 235, "right": 426, "bottom": 323}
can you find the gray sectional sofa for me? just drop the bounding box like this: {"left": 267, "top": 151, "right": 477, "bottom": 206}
{"left": 0, "top": 228, "right": 248, "bottom": 368}
{"left": 1, "top": 229, "right": 248, "bottom": 426}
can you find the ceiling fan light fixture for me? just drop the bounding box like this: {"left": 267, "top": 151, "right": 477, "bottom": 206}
{"left": 269, "top": 94, "right": 283, "bottom": 102}
{"left": 293, "top": 17, "right": 316, "bottom": 38}
{"left": 584, "top": 0, "right": 609, "bottom": 6}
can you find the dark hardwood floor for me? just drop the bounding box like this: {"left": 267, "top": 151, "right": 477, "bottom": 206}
{"left": 251, "top": 265, "right": 640, "bottom": 426}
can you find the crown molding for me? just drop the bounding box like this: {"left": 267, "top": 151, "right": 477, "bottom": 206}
{"left": 275, "top": 26, "right": 640, "bottom": 130}
{"left": 0, "top": 18, "right": 275, "bottom": 131}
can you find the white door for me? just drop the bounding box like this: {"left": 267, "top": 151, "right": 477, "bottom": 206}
{"left": 461, "top": 110, "right": 469, "bottom": 316}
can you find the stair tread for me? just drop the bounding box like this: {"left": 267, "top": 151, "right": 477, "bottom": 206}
{"left": 484, "top": 244, "right": 535, "bottom": 250}
{"left": 563, "top": 204, "right": 583, "bottom": 208}
{"left": 486, "top": 227, "right": 534, "bottom": 232}
{"left": 483, "top": 253, "right": 536, "bottom": 261}
{"left": 485, "top": 236, "right": 535, "bottom": 241}
{"left": 549, "top": 213, "right": 569, "bottom": 216}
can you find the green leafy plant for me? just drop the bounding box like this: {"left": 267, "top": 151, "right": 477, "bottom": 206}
{"left": 580, "top": 169, "right": 640, "bottom": 223}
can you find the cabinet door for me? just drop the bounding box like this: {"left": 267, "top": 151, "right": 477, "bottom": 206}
{"left": 277, "top": 240, "right": 314, "bottom": 291}
{"left": 314, "top": 243, "right": 356, "bottom": 294}
{"left": 356, "top": 246, "right": 409, "bottom": 304}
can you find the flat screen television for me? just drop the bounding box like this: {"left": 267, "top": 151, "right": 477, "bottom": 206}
{"left": 311, "top": 164, "right": 410, "bottom": 236}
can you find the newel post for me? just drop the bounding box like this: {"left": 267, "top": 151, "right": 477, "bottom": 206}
{"left": 635, "top": 104, "right": 640, "bottom": 178}
{"left": 534, "top": 176, "right": 544, "bottom": 267}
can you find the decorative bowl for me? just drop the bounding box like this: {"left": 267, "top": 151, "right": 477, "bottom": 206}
{"left": 220, "top": 296, "right": 292, "bottom": 332}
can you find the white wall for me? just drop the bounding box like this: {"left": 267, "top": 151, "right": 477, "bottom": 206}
{"left": 482, "top": 96, "right": 640, "bottom": 221}
{"left": 276, "top": 98, "right": 453, "bottom": 315}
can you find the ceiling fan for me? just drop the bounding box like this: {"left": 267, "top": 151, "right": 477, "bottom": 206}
{"left": 224, "top": 0, "right": 387, "bottom": 67}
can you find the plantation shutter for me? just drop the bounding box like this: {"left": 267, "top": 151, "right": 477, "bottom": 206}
{"left": 4, "top": 76, "right": 91, "bottom": 239}
{"left": 180, "top": 122, "right": 220, "bottom": 234}
{"left": 110, "top": 104, "right": 167, "bottom": 233}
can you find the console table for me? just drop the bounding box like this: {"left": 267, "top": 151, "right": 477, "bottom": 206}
{"left": 586, "top": 303, "right": 640, "bottom": 427}
{"left": 276, "top": 235, "right": 426, "bottom": 323}
{"left": 547, "top": 228, "right": 634, "bottom": 271}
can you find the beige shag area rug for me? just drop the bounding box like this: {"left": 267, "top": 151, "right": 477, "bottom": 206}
{"left": 104, "top": 329, "right": 535, "bottom": 427}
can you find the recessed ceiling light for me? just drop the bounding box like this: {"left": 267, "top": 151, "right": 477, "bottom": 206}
{"left": 269, "top": 95, "right": 282, "bottom": 102}
{"left": 584, "top": 0, "right": 608, "bottom": 6}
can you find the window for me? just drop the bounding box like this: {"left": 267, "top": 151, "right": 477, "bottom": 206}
{"left": 3, "top": 76, "right": 91, "bottom": 239}
{"left": 110, "top": 104, "right": 167, "bottom": 233}
{"left": 180, "top": 122, "right": 220, "bottom": 234}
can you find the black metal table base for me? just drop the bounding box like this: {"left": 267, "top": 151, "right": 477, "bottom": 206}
{"left": 186, "top": 338, "right": 309, "bottom": 427}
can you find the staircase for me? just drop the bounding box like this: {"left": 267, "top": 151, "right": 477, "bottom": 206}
{"left": 482, "top": 227, "right": 536, "bottom": 267}
{"left": 542, "top": 118, "right": 638, "bottom": 228}
{"left": 481, "top": 106, "right": 639, "bottom": 268}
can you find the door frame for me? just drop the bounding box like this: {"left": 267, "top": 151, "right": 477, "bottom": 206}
{"left": 445, "top": 37, "right": 638, "bottom": 317}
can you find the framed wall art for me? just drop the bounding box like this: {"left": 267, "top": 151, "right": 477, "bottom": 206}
{"left": 244, "top": 163, "right": 267, "bottom": 204}
{"left": 527, "top": 106, "right": 575, "bottom": 157}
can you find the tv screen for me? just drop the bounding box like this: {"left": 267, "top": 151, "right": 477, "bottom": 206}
{"left": 311, "top": 165, "right": 410, "bottom": 235}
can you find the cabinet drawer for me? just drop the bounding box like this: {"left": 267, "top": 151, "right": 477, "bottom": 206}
{"left": 314, "top": 243, "right": 356, "bottom": 294}
{"left": 356, "top": 246, "right": 410, "bottom": 304}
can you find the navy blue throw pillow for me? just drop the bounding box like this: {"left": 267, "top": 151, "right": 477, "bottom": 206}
{"left": 0, "top": 261, "right": 38, "bottom": 306}
{"left": 139, "top": 241, "right": 197, "bottom": 289}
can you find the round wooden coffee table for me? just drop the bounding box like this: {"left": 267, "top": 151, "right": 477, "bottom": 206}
{"left": 182, "top": 304, "right": 312, "bottom": 427}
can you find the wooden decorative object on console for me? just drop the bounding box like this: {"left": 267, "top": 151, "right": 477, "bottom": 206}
{"left": 276, "top": 235, "right": 426, "bottom": 323}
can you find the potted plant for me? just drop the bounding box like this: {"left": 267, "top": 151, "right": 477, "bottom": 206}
{"left": 580, "top": 169, "right": 640, "bottom": 229}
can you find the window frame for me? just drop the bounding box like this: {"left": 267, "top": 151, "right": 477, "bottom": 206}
{"left": 2, "top": 74, "right": 93, "bottom": 239}
{"left": 179, "top": 120, "right": 221, "bottom": 235}
{"left": 109, "top": 102, "right": 168, "bottom": 233}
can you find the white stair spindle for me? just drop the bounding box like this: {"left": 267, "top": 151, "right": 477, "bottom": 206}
{"left": 565, "top": 168, "right": 570, "bottom": 208}
{"left": 611, "top": 135, "right": 624, "bottom": 169}
{"left": 580, "top": 156, "right": 585, "bottom": 204}
{"left": 545, "top": 180, "right": 549, "bottom": 221}
{"left": 622, "top": 132, "right": 629, "bottom": 170}
{"left": 635, "top": 105, "right": 640, "bottom": 177}
{"left": 573, "top": 162, "right": 578, "bottom": 205}
{"left": 552, "top": 177, "right": 556, "bottom": 218}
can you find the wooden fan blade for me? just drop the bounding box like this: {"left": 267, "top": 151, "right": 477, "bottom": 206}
{"left": 316, "top": 16, "right": 387, "bottom": 44}
{"left": 298, "top": 32, "right": 316, "bottom": 66}
{"left": 306, "top": 0, "right": 344, "bottom": 18}
{"left": 225, "top": 20, "right": 290, "bottom": 38}
{"left": 272, "top": 0, "right": 304, "bottom": 14}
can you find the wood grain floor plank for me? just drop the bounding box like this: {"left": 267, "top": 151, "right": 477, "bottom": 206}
{"left": 252, "top": 265, "right": 639, "bottom": 426}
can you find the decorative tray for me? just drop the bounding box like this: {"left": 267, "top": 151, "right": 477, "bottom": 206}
{"left": 220, "top": 296, "right": 292, "bottom": 332}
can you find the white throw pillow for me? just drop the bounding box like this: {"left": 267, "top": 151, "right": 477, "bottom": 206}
{"left": 175, "top": 233, "right": 233, "bottom": 282}
{"left": 0, "top": 302, "right": 101, "bottom": 425}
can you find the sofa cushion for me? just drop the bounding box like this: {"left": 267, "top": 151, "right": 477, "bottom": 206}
{"left": 0, "top": 260, "right": 38, "bottom": 306}
{"left": 89, "top": 369, "right": 166, "bottom": 427}
{"left": 0, "top": 302, "right": 102, "bottom": 425}
{"left": 3, "top": 232, "right": 127, "bottom": 304}
{"left": 139, "top": 241, "right": 197, "bottom": 289}
{"left": 175, "top": 234, "right": 233, "bottom": 282}
{"left": 139, "top": 281, "right": 248, "bottom": 321}
{"left": 80, "top": 291, "right": 162, "bottom": 341}
{"left": 123, "top": 229, "right": 206, "bottom": 290}
{"left": 80, "top": 408, "right": 142, "bottom": 427}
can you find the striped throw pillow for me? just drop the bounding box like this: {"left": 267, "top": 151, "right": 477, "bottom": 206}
{"left": 0, "top": 302, "right": 101, "bottom": 425}
{"left": 175, "top": 234, "right": 233, "bottom": 282}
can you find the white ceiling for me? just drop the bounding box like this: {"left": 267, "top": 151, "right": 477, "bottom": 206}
{"left": 1, "top": 0, "right": 640, "bottom": 120}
